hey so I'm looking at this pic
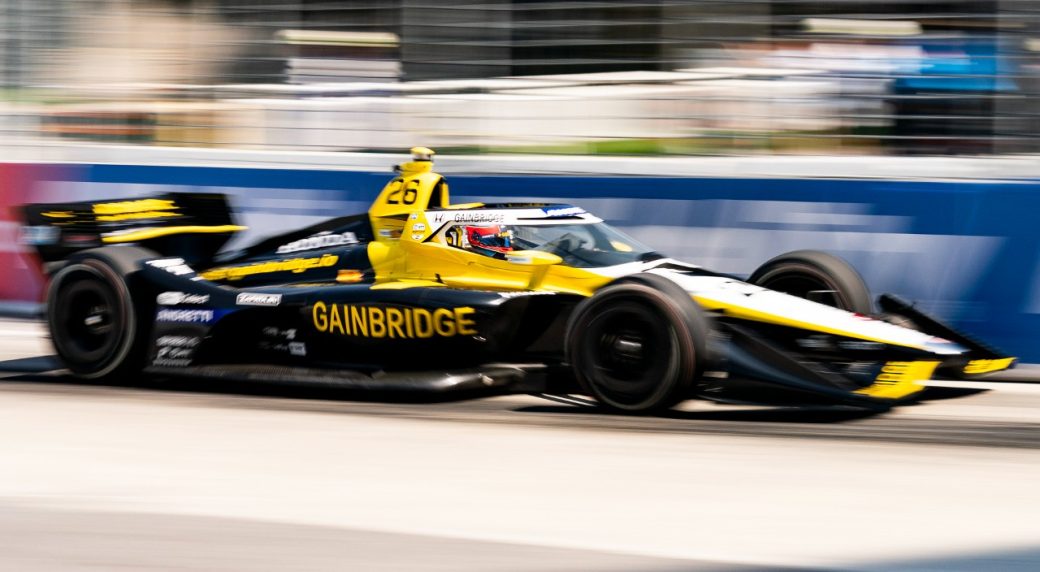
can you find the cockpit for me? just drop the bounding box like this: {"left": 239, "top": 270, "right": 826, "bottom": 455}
{"left": 432, "top": 206, "right": 660, "bottom": 268}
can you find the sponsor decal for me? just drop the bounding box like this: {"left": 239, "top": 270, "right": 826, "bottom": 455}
{"left": 262, "top": 327, "right": 297, "bottom": 340}
{"left": 259, "top": 340, "right": 307, "bottom": 356}
{"left": 157, "top": 335, "right": 201, "bottom": 348}
{"left": 153, "top": 355, "right": 192, "bottom": 367}
{"left": 276, "top": 231, "right": 358, "bottom": 254}
{"left": 411, "top": 223, "right": 426, "bottom": 232}
{"left": 312, "top": 302, "right": 478, "bottom": 339}
{"left": 156, "top": 309, "right": 214, "bottom": 323}
{"left": 258, "top": 328, "right": 302, "bottom": 355}
{"left": 236, "top": 292, "right": 282, "bottom": 307}
{"left": 796, "top": 335, "right": 833, "bottom": 350}
{"left": 153, "top": 335, "right": 200, "bottom": 367}
{"left": 411, "top": 233, "right": 424, "bottom": 241}
{"left": 149, "top": 258, "right": 185, "bottom": 268}
{"left": 157, "top": 291, "right": 210, "bottom": 305}
{"left": 148, "top": 258, "right": 195, "bottom": 276}
{"left": 92, "top": 198, "right": 181, "bottom": 222}
{"left": 838, "top": 340, "right": 884, "bottom": 351}
{"left": 430, "top": 212, "right": 507, "bottom": 224}
{"left": 542, "top": 206, "right": 585, "bottom": 217}
{"left": 408, "top": 213, "right": 419, "bottom": 220}
{"left": 200, "top": 254, "right": 338, "bottom": 281}
{"left": 453, "top": 212, "right": 504, "bottom": 223}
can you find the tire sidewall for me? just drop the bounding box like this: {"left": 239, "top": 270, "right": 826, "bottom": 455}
{"left": 47, "top": 255, "right": 140, "bottom": 380}
{"left": 567, "top": 277, "right": 707, "bottom": 412}
{"left": 748, "top": 251, "right": 873, "bottom": 314}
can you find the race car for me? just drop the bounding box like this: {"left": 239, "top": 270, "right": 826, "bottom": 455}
{"left": 20, "top": 147, "right": 1016, "bottom": 413}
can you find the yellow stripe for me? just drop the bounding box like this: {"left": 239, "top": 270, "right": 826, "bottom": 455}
{"left": 964, "top": 357, "right": 1015, "bottom": 375}
{"left": 692, "top": 295, "right": 927, "bottom": 351}
{"left": 369, "top": 279, "right": 445, "bottom": 290}
{"left": 101, "top": 225, "right": 246, "bottom": 244}
{"left": 855, "top": 360, "right": 937, "bottom": 399}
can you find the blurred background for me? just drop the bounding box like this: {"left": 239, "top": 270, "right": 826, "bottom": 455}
{"left": 0, "top": 0, "right": 1038, "bottom": 155}
{"left": 1, "top": 0, "right": 1039, "bottom": 358}
{"left": 2, "top": 5, "right": 1040, "bottom": 571}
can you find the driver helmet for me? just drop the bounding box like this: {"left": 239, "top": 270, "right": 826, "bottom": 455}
{"left": 466, "top": 225, "right": 514, "bottom": 254}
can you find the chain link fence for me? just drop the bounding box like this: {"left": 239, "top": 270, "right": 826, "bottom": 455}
{"left": 0, "top": 0, "right": 1038, "bottom": 155}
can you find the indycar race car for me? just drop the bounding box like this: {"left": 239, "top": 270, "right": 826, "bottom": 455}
{"left": 20, "top": 148, "right": 1017, "bottom": 412}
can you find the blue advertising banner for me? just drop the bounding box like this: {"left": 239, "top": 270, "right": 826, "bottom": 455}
{"left": 18, "top": 163, "right": 1039, "bottom": 362}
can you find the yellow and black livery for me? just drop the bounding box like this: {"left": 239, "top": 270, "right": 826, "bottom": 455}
{"left": 22, "top": 148, "right": 1017, "bottom": 413}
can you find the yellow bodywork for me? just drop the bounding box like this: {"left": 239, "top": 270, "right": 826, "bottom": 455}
{"left": 364, "top": 156, "right": 979, "bottom": 360}
{"left": 366, "top": 147, "right": 612, "bottom": 295}
{"left": 963, "top": 357, "right": 1015, "bottom": 375}
{"left": 361, "top": 148, "right": 1009, "bottom": 394}
{"left": 102, "top": 224, "right": 247, "bottom": 244}
{"left": 855, "top": 361, "right": 939, "bottom": 399}
{"left": 362, "top": 151, "right": 999, "bottom": 367}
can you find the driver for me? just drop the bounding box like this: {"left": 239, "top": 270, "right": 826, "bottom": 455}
{"left": 465, "top": 225, "right": 514, "bottom": 256}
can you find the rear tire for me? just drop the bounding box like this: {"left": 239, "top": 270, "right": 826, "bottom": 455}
{"left": 748, "top": 250, "right": 873, "bottom": 314}
{"left": 566, "top": 274, "right": 710, "bottom": 413}
{"left": 46, "top": 246, "right": 156, "bottom": 380}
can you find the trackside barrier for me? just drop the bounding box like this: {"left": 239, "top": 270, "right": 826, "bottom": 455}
{"left": 1, "top": 162, "right": 1038, "bottom": 362}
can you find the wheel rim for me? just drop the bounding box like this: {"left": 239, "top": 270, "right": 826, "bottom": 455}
{"left": 56, "top": 277, "right": 122, "bottom": 364}
{"left": 578, "top": 301, "right": 678, "bottom": 406}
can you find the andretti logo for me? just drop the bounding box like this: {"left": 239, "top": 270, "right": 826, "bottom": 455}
{"left": 156, "top": 309, "right": 214, "bottom": 323}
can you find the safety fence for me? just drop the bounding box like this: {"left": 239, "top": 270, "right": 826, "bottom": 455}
{"left": 2, "top": 160, "right": 1038, "bottom": 361}
{"left": 1, "top": 1, "right": 1039, "bottom": 155}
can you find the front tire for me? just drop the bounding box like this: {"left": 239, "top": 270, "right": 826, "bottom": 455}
{"left": 566, "top": 274, "right": 710, "bottom": 413}
{"left": 748, "top": 250, "right": 873, "bottom": 314}
{"left": 46, "top": 246, "right": 156, "bottom": 380}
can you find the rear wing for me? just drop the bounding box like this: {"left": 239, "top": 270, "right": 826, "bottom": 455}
{"left": 20, "top": 193, "right": 245, "bottom": 265}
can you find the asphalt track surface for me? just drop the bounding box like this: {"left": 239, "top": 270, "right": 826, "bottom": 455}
{"left": 2, "top": 318, "right": 1040, "bottom": 571}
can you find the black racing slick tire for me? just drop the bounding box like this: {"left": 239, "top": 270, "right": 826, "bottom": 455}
{"left": 748, "top": 250, "right": 873, "bottom": 314}
{"left": 46, "top": 246, "right": 157, "bottom": 380}
{"left": 566, "top": 273, "right": 710, "bottom": 413}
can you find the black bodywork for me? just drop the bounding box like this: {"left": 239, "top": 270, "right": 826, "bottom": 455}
{"left": 22, "top": 191, "right": 1016, "bottom": 409}
{"left": 126, "top": 209, "right": 581, "bottom": 394}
